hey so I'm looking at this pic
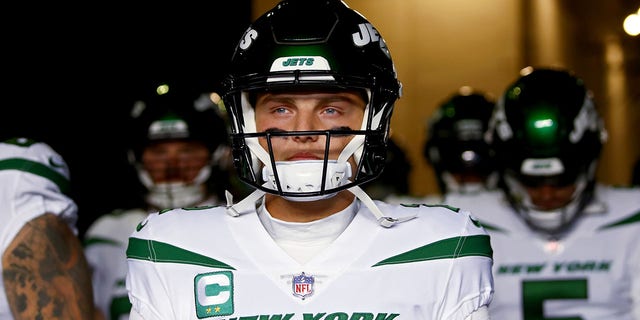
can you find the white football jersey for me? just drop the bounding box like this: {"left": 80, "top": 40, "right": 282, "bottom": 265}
{"left": 443, "top": 186, "right": 640, "bottom": 320}
{"left": 126, "top": 199, "right": 494, "bottom": 319}
{"left": 0, "top": 137, "right": 78, "bottom": 318}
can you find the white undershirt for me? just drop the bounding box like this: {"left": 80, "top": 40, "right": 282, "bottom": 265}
{"left": 257, "top": 199, "right": 358, "bottom": 264}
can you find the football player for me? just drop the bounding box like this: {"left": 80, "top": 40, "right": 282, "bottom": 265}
{"left": 447, "top": 67, "right": 640, "bottom": 319}
{"left": 83, "top": 83, "right": 233, "bottom": 320}
{"left": 0, "top": 137, "right": 100, "bottom": 319}
{"left": 125, "top": 1, "right": 494, "bottom": 319}
{"left": 425, "top": 86, "right": 498, "bottom": 195}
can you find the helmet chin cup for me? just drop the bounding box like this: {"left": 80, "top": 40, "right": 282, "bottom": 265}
{"left": 504, "top": 172, "right": 585, "bottom": 236}
{"left": 441, "top": 171, "right": 485, "bottom": 194}
{"left": 137, "top": 164, "right": 212, "bottom": 209}
{"left": 262, "top": 160, "right": 352, "bottom": 202}
{"left": 146, "top": 182, "right": 206, "bottom": 209}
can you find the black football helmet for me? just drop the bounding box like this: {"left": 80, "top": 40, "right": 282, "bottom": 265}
{"left": 128, "top": 82, "right": 231, "bottom": 208}
{"left": 221, "top": 0, "right": 401, "bottom": 200}
{"left": 486, "top": 67, "right": 607, "bottom": 235}
{"left": 424, "top": 87, "right": 497, "bottom": 194}
{"left": 128, "top": 83, "right": 228, "bottom": 160}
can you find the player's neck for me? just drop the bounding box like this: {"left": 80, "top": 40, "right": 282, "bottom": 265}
{"left": 264, "top": 191, "right": 355, "bottom": 222}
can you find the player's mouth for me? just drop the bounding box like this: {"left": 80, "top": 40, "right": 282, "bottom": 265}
{"left": 287, "top": 152, "right": 322, "bottom": 161}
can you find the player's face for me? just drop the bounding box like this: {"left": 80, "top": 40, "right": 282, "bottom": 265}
{"left": 525, "top": 183, "right": 577, "bottom": 211}
{"left": 254, "top": 90, "right": 366, "bottom": 163}
{"left": 141, "top": 140, "right": 210, "bottom": 184}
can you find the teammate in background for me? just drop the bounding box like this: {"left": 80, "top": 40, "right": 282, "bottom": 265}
{"left": 424, "top": 86, "right": 497, "bottom": 195}
{"left": 83, "top": 83, "right": 234, "bottom": 320}
{"left": 385, "top": 87, "right": 497, "bottom": 205}
{"left": 125, "top": 0, "right": 494, "bottom": 319}
{"left": 1, "top": 137, "right": 101, "bottom": 320}
{"left": 449, "top": 67, "right": 640, "bottom": 319}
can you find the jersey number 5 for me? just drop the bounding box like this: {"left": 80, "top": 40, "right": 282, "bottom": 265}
{"left": 522, "top": 278, "right": 587, "bottom": 320}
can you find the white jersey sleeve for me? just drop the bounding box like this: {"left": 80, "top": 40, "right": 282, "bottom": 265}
{"left": 0, "top": 137, "right": 78, "bottom": 251}
{"left": 0, "top": 137, "right": 78, "bottom": 318}
{"left": 126, "top": 200, "right": 493, "bottom": 319}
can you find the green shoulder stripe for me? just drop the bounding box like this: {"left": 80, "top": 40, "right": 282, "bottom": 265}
{"left": 598, "top": 210, "right": 640, "bottom": 230}
{"left": 126, "top": 237, "right": 236, "bottom": 270}
{"left": 4, "top": 137, "right": 37, "bottom": 147}
{"left": 83, "top": 236, "right": 121, "bottom": 248}
{"left": 372, "top": 234, "right": 492, "bottom": 267}
{"left": 476, "top": 220, "right": 508, "bottom": 233}
{"left": 0, "top": 158, "right": 70, "bottom": 194}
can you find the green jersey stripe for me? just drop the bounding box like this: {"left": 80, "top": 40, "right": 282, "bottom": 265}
{"left": 598, "top": 210, "right": 640, "bottom": 230}
{"left": 126, "top": 237, "right": 236, "bottom": 270}
{"left": 0, "top": 158, "right": 70, "bottom": 194}
{"left": 372, "top": 234, "right": 492, "bottom": 267}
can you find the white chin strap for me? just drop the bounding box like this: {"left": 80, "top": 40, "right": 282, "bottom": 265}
{"left": 224, "top": 186, "right": 416, "bottom": 228}
{"left": 137, "top": 166, "right": 211, "bottom": 209}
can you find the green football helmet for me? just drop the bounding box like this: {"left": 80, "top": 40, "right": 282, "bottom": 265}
{"left": 487, "top": 67, "right": 607, "bottom": 236}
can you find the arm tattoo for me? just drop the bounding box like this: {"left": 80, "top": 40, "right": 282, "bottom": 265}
{"left": 2, "top": 213, "right": 98, "bottom": 320}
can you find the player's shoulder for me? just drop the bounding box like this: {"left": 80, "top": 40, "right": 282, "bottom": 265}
{"left": 132, "top": 204, "right": 228, "bottom": 239}
{"left": 85, "top": 208, "right": 148, "bottom": 238}
{"left": 383, "top": 193, "right": 444, "bottom": 205}
{"left": 1, "top": 137, "right": 56, "bottom": 157}
{"left": 592, "top": 185, "right": 640, "bottom": 231}
{"left": 597, "top": 184, "right": 640, "bottom": 201}
{"left": 444, "top": 190, "right": 504, "bottom": 209}
{"left": 377, "top": 199, "right": 472, "bottom": 218}
{"left": 0, "top": 137, "right": 71, "bottom": 193}
{"left": 375, "top": 200, "right": 488, "bottom": 236}
{"left": 371, "top": 201, "right": 493, "bottom": 262}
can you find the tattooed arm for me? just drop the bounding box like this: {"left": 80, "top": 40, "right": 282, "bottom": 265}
{"left": 2, "top": 213, "right": 101, "bottom": 320}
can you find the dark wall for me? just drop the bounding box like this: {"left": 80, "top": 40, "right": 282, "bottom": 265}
{"left": 1, "top": 2, "right": 252, "bottom": 236}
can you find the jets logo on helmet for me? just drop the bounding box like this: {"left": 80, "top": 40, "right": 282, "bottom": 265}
{"left": 222, "top": 0, "right": 414, "bottom": 227}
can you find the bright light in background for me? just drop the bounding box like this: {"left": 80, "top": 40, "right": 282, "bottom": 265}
{"left": 209, "top": 92, "right": 221, "bottom": 105}
{"left": 534, "top": 119, "right": 554, "bottom": 128}
{"left": 208, "top": 92, "right": 227, "bottom": 114}
{"left": 623, "top": 8, "right": 640, "bottom": 36}
{"left": 156, "top": 84, "right": 170, "bottom": 95}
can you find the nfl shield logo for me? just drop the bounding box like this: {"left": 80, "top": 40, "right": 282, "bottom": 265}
{"left": 292, "top": 272, "right": 314, "bottom": 300}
